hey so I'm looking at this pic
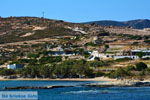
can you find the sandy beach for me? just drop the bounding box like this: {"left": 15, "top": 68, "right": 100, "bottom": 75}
{"left": 0, "top": 77, "right": 117, "bottom": 82}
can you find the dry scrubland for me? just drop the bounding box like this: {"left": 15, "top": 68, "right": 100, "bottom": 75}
{"left": 0, "top": 17, "right": 150, "bottom": 80}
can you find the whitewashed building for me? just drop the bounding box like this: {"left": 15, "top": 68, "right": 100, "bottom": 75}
{"left": 7, "top": 64, "right": 24, "bottom": 70}
{"left": 88, "top": 51, "right": 101, "bottom": 61}
{"left": 113, "top": 49, "right": 150, "bottom": 60}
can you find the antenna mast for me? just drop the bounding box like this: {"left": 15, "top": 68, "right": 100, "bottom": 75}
{"left": 42, "top": 12, "right": 45, "bottom": 18}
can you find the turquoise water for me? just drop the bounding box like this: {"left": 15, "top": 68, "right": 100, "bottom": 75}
{"left": 0, "top": 81, "right": 150, "bottom": 100}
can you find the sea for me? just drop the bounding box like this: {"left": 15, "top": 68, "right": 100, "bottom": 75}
{"left": 0, "top": 80, "right": 150, "bottom": 100}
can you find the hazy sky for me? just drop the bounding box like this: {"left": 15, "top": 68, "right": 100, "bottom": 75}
{"left": 0, "top": 0, "right": 149, "bottom": 22}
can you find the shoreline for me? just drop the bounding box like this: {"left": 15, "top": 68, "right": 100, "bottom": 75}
{"left": 0, "top": 77, "right": 117, "bottom": 82}
{"left": 1, "top": 77, "right": 150, "bottom": 90}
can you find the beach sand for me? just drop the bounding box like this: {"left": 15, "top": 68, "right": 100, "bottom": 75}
{"left": 0, "top": 77, "right": 117, "bottom": 82}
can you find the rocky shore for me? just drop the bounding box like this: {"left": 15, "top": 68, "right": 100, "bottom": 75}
{"left": 84, "top": 79, "right": 150, "bottom": 88}
{"left": 0, "top": 77, "right": 117, "bottom": 82}
{"left": 3, "top": 79, "right": 150, "bottom": 90}
{"left": 3, "top": 85, "right": 74, "bottom": 90}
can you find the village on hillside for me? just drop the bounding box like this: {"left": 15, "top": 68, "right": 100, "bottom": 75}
{"left": 0, "top": 17, "right": 150, "bottom": 79}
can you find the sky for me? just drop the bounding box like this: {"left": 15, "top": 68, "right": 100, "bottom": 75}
{"left": 0, "top": 0, "right": 150, "bottom": 22}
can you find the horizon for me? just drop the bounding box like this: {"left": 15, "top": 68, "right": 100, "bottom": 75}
{"left": 1, "top": 16, "right": 150, "bottom": 23}
{"left": 1, "top": 0, "right": 150, "bottom": 22}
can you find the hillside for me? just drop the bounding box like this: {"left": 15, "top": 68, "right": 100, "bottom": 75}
{"left": 0, "top": 17, "right": 150, "bottom": 80}
{"left": 0, "top": 17, "right": 150, "bottom": 44}
{"left": 0, "top": 17, "right": 90, "bottom": 44}
{"left": 84, "top": 19, "right": 150, "bottom": 29}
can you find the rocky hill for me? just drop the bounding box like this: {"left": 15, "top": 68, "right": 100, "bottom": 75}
{"left": 0, "top": 17, "right": 92, "bottom": 44}
{"left": 0, "top": 17, "right": 150, "bottom": 44}
{"left": 84, "top": 19, "right": 150, "bottom": 29}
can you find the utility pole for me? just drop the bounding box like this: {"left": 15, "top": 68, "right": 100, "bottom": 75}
{"left": 42, "top": 12, "right": 45, "bottom": 24}
{"left": 42, "top": 12, "right": 45, "bottom": 18}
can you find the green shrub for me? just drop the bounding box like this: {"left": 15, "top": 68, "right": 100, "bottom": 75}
{"left": 125, "top": 65, "right": 135, "bottom": 71}
{"left": 140, "top": 68, "right": 150, "bottom": 76}
{"left": 136, "top": 52, "right": 145, "bottom": 59}
{"left": 88, "top": 61, "right": 109, "bottom": 68}
{"left": 127, "top": 35, "right": 142, "bottom": 40}
{"left": 39, "top": 56, "right": 62, "bottom": 64}
{"left": 144, "top": 40, "right": 150, "bottom": 43}
{"left": 142, "top": 57, "right": 150, "bottom": 60}
{"left": 99, "top": 32, "right": 110, "bottom": 36}
{"left": 95, "top": 71, "right": 105, "bottom": 77}
{"left": 135, "top": 62, "right": 148, "bottom": 71}
{"left": 84, "top": 42, "right": 97, "bottom": 47}
{"left": 108, "top": 68, "right": 132, "bottom": 78}
{"left": 27, "top": 53, "right": 40, "bottom": 59}
{"left": 0, "top": 68, "right": 15, "bottom": 76}
{"left": 115, "top": 58, "right": 132, "bottom": 62}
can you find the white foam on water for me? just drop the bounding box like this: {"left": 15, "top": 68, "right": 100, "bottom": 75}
{"left": 63, "top": 90, "right": 101, "bottom": 94}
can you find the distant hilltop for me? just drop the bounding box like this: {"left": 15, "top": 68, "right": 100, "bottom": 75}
{"left": 0, "top": 16, "right": 150, "bottom": 44}
{"left": 84, "top": 19, "right": 150, "bottom": 29}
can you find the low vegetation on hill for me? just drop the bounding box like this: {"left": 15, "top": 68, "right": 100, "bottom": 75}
{"left": 0, "top": 17, "right": 150, "bottom": 80}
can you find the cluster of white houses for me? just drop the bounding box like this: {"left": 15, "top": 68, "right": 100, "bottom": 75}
{"left": 6, "top": 49, "right": 150, "bottom": 70}
{"left": 48, "top": 47, "right": 76, "bottom": 56}
{"left": 46, "top": 46, "right": 150, "bottom": 60}
{"left": 88, "top": 49, "right": 150, "bottom": 61}
{"left": 113, "top": 49, "right": 150, "bottom": 60}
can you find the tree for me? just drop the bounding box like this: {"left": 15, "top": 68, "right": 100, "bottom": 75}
{"left": 94, "top": 57, "right": 100, "bottom": 61}
{"left": 39, "top": 65, "right": 53, "bottom": 78}
{"left": 99, "top": 31, "right": 110, "bottom": 36}
{"left": 0, "top": 68, "right": 15, "bottom": 76}
{"left": 104, "top": 44, "right": 109, "bottom": 53}
{"left": 53, "top": 60, "right": 94, "bottom": 78}
{"left": 39, "top": 56, "right": 62, "bottom": 64}
{"left": 136, "top": 52, "right": 145, "bottom": 59}
{"left": 95, "top": 71, "right": 105, "bottom": 77}
{"left": 105, "top": 45, "right": 109, "bottom": 49}
{"left": 108, "top": 68, "right": 132, "bottom": 78}
{"left": 88, "top": 61, "right": 109, "bottom": 68}
{"left": 135, "top": 62, "right": 148, "bottom": 71}
{"left": 54, "top": 64, "right": 72, "bottom": 78}
{"left": 27, "top": 53, "right": 39, "bottom": 59}
{"left": 140, "top": 68, "right": 150, "bottom": 76}
{"left": 125, "top": 65, "right": 135, "bottom": 71}
{"left": 20, "top": 65, "right": 40, "bottom": 78}
{"left": 74, "top": 63, "right": 94, "bottom": 78}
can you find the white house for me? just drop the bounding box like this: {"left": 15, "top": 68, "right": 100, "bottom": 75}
{"left": 7, "top": 64, "right": 24, "bottom": 70}
{"left": 88, "top": 51, "right": 101, "bottom": 61}
{"left": 48, "top": 47, "right": 75, "bottom": 56}
{"left": 113, "top": 55, "right": 139, "bottom": 60}
{"left": 113, "top": 49, "right": 150, "bottom": 60}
